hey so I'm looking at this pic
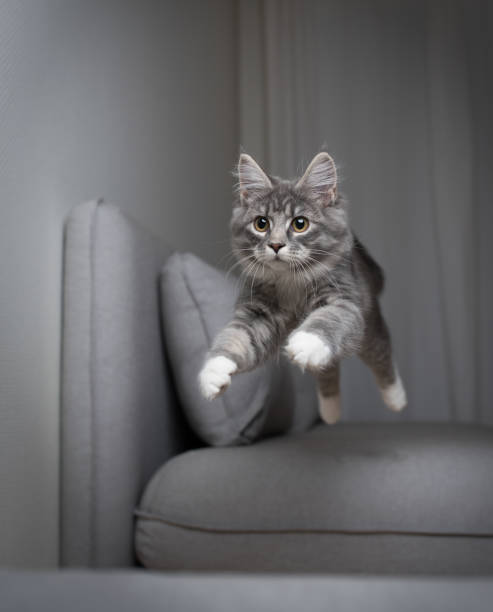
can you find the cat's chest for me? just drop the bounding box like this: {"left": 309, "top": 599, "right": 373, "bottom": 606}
{"left": 274, "top": 279, "right": 313, "bottom": 320}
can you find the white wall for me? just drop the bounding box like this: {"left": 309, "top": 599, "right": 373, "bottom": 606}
{"left": 0, "top": 0, "right": 237, "bottom": 567}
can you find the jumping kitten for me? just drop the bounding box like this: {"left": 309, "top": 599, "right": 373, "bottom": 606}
{"left": 198, "top": 152, "right": 407, "bottom": 423}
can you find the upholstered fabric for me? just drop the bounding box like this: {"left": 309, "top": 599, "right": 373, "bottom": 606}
{"left": 61, "top": 201, "right": 192, "bottom": 567}
{"left": 3, "top": 571, "right": 493, "bottom": 612}
{"left": 160, "top": 252, "right": 318, "bottom": 446}
{"left": 135, "top": 423, "right": 493, "bottom": 573}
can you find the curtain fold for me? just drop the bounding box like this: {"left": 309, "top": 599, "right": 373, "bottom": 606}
{"left": 238, "top": 0, "right": 492, "bottom": 423}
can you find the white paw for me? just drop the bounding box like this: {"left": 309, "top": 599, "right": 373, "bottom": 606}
{"left": 198, "top": 356, "right": 237, "bottom": 400}
{"left": 318, "top": 393, "right": 341, "bottom": 425}
{"left": 285, "top": 331, "right": 332, "bottom": 371}
{"left": 381, "top": 372, "right": 407, "bottom": 412}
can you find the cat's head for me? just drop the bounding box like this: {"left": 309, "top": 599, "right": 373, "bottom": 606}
{"left": 231, "top": 152, "right": 351, "bottom": 280}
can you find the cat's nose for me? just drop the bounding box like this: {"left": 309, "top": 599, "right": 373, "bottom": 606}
{"left": 269, "top": 243, "right": 285, "bottom": 254}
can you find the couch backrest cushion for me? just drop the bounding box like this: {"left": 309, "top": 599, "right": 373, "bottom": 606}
{"left": 61, "top": 200, "right": 192, "bottom": 567}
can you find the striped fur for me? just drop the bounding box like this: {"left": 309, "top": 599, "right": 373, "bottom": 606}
{"left": 199, "top": 153, "right": 407, "bottom": 417}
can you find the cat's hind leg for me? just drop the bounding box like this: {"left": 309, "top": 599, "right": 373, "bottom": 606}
{"left": 317, "top": 362, "right": 341, "bottom": 424}
{"left": 359, "top": 304, "right": 407, "bottom": 412}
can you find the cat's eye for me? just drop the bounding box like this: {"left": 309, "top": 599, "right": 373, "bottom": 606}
{"left": 292, "top": 216, "right": 309, "bottom": 233}
{"left": 254, "top": 216, "right": 269, "bottom": 232}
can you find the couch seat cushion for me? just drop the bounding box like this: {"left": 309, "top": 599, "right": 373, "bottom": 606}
{"left": 135, "top": 423, "right": 493, "bottom": 574}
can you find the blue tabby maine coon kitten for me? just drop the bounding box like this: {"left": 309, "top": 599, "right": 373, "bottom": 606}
{"left": 199, "top": 152, "right": 407, "bottom": 423}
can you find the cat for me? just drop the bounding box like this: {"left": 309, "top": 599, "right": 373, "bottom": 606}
{"left": 198, "top": 152, "right": 407, "bottom": 424}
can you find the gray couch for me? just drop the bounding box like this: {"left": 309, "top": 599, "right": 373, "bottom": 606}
{"left": 61, "top": 200, "right": 493, "bottom": 574}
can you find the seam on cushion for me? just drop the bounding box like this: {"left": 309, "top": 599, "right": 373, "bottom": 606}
{"left": 178, "top": 255, "right": 241, "bottom": 439}
{"left": 89, "top": 200, "right": 102, "bottom": 566}
{"left": 133, "top": 510, "right": 493, "bottom": 538}
{"left": 237, "top": 401, "right": 268, "bottom": 443}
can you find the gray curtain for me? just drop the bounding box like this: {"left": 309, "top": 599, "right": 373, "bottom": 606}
{"left": 238, "top": 0, "right": 493, "bottom": 423}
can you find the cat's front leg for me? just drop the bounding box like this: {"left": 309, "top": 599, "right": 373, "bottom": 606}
{"left": 285, "top": 298, "right": 364, "bottom": 372}
{"left": 286, "top": 299, "right": 363, "bottom": 425}
{"left": 199, "top": 304, "right": 284, "bottom": 400}
{"left": 198, "top": 354, "right": 238, "bottom": 401}
{"left": 285, "top": 330, "right": 333, "bottom": 371}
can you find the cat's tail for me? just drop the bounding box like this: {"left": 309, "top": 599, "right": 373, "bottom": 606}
{"left": 353, "top": 234, "right": 385, "bottom": 296}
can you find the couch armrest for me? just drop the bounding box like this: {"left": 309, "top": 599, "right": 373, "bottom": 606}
{"left": 61, "top": 200, "right": 191, "bottom": 567}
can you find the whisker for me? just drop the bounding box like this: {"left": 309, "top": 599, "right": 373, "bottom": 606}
{"left": 226, "top": 255, "right": 255, "bottom": 281}
{"left": 297, "top": 258, "right": 315, "bottom": 308}
{"left": 250, "top": 261, "right": 262, "bottom": 303}
{"left": 302, "top": 257, "right": 318, "bottom": 297}
{"left": 236, "top": 258, "right": 258, "bottom": 295}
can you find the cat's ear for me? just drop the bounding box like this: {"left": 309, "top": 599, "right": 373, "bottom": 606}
{"left": 237, "top": 154, "right": 272, "bottom": 204}
{"left": 296, "top": 152, "right": 338, "bottom": 207}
